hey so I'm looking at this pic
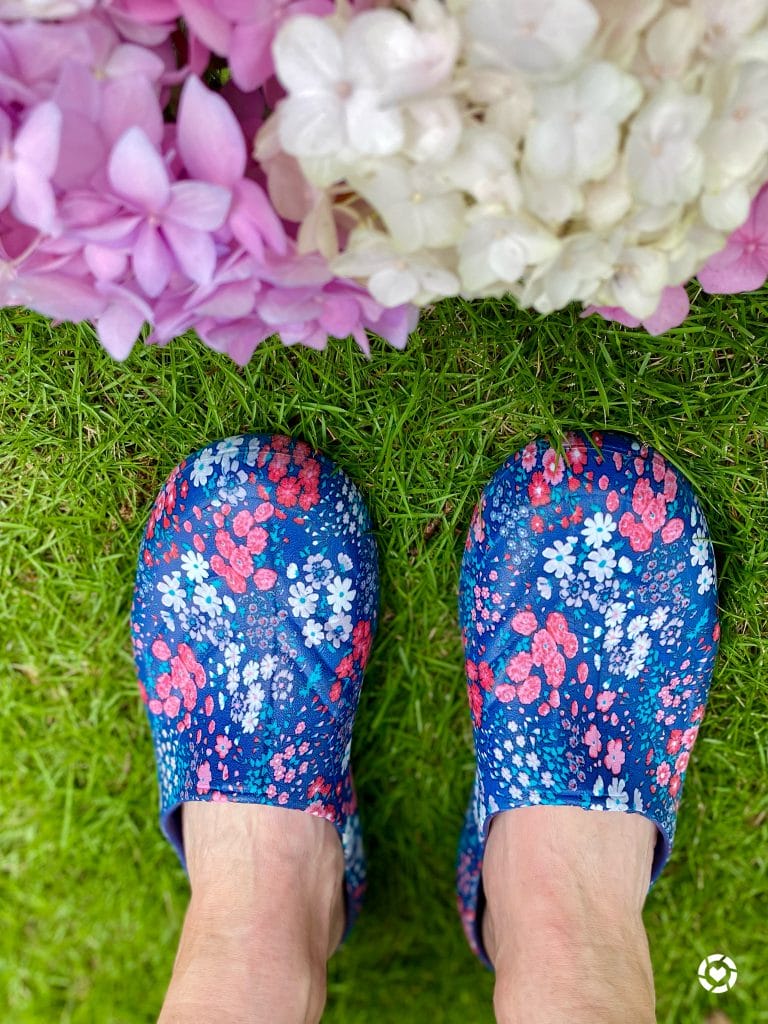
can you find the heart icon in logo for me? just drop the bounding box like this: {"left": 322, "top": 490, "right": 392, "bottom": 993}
{"left": 698, "top": 953, "right": 738, "bottom": 994}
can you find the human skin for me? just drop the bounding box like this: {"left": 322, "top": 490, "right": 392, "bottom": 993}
{"left": 157, "top": 802, "right": 344, "bottom": 1024}
{"left": 482, "top": 805, "right": 658, "bottom": 1024}
{"left": 157, "top": 802, "right": 656, "bottom": 1024}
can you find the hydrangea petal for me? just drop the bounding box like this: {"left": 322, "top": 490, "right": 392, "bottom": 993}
{"left": 346, "top": 90, "right": 406, "bottom": 157}
{"left": 109, "top": 126, "right": 170, "bottom": 211}
{"left": 697, "top": 242, "right": 768, "bottom": 293}
{"left": 84, "top": 243, "right": 129, "bottom": 280}
{"left": 133, "top": 220, "right": 173, "bottom": 296}
{"left": 345, "top": 8, "right": 458, "bottom": 100}
{"left": 230, "top": 179, "right": 288, "bottom": 258}
{"left": 278, "top": 94, "right": 346, "bottom": 157}
{"left": 104, "top": 42, "right": 166, "bottom": 80}
{"left": 12, "top": 165, "right": 59, "bottom": 233}
{"left": 14, "top": 101, "right": 62, "bottom": 178}
{"left": 177, "top": 75, "right": 246, "bottom": 186}
{"left": 273, "top": 15, "right": 344, "bottom": 93}
{"left": 368, "top": 265, "right": 420, "bottom": 306}
{"left": 582, "top": 304, "right": 643, "bottom": 329}
{"left": 166, "top": 180, "right": 231, "bottom": 231}
{"left": 0, "top": 1, "right": 96, "bottom": 20}
{"left": 101, "top": 75, "right": 164, "bottom": 148}
{"left": 177, "top": 0, "right": 231, "bottom": 54}
{"left": 749, "top": 183, "right": 768, "bottom": 235}
{"left": 96, "top": 299, "right": 146, "bottom": 359}
{"left": 368, "top": 303, "right": 419, "bottom": 349}
{"left": 642, "top": 286, "right": 690, "bottom": 335}
{"left": 465, "top": 0, "right": 600, "bottom": 74}
{"left": 13, "top": 271, "right": 105, "bottom": 321}
{"left": 0, "top": 163, "right": 14, "bottom": 210}
{"left": 228, "top": 19, "right": 273, "bottom": 92}
{"left": 163, "top": 219, "right": 217, "bottom": 285}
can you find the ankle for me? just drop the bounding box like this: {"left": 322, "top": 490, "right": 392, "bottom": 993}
{"left": 163, "top": 871, "right": 332, "bottom": 1024}
{"left": 482, "top": 805, "right": 656, "bottom": 920}
{"left": 490, "top": 904, "right": 655, "bottom": 1024}
{"left": 158, "top": 803, "right": 345, "bottom": 1024}
{"left": 161, "top": 971, "right": 324, "bottom": 1024}
{"left": 482, "top": 807, "right": 657, "bottom": 1024}
{"left": 183, "top": 873, "right": 336, "bottom": 973}
{"left": 184, "top": 802, "right": 345, "bottom": 960}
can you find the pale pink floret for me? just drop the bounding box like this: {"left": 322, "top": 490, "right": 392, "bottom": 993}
{"left": 582, "top": 285, "right": 690, "bottom": 337}
{"left": 698, "top": 184, "right": 768, "bottom": 294}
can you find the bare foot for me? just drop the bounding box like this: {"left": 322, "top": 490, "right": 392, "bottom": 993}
{"left": 158, "top": 802, "right": 345, "bottom": 1024}
{"left": 482, "top": 805, "right": 657, "bottom": 1024}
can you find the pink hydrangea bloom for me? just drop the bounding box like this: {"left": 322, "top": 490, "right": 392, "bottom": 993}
{"left": 0, "top": 4, "right": 416, "bottom": 362}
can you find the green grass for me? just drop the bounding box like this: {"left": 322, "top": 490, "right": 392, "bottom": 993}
{"left": 1, "top": 291, "right": 767, "bottom": 1024}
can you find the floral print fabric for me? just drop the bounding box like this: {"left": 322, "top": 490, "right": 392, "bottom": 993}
{"left": 131, "top": 434, "right": 379, "bottom": 932}
{"left": 456, "top": 432, "right": 719, "bottom": 966}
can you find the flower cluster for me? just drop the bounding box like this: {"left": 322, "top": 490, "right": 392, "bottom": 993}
{"left": 265, "top": 0, "right": 768, "bottom": 332}
{"left": 0, "top": 0, "right": 416, "bottom": 361}
{"left": 3, "top": 0, "right": 768, "bottom": 360}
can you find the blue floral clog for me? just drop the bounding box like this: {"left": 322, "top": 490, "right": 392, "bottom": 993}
{"left": 456, "top": 432, "right": 719, "bottom": 966}
{"left": 131, "top": 434, "right": 379, "bottom": 935}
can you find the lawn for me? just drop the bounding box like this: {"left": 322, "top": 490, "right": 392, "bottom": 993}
{"left": 1, "top": 292, "right": 767, "bottom": 1024}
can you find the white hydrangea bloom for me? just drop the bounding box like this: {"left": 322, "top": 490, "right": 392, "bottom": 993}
{"left": 273, "top": 7, "right": 459, "bottom": 160}
{"left": 583, "top": 169, "right": 633, "bottom": 230}
{"left": 699, "top": 182, "right": 754, "bottom": 231}
{"left": 458, "top": 211, "right": 561, "bottom": 293}
{"left": 273, "top": 16, "right": 402, "bottom": 159}
{"left": 661, "top": 219, "right": 729, "bottom": 283}
{"left": 625, "top": 86, "right": 711, "bottom": 205}
{"left": 403, "top": 97, "right": 463, "bottom": 163}
{"left": 521, "top": 233, "right": 622, "bottom": 311}
{"left": 701, "top": 62, "right": 768, "bottom": 192}
{"left": 601, "top": 243, "right": 669, "bottom": 317}
{"left": 461, "top": 0, "right": 600, "bottom": 74}
{"left": 332, "top": 228, "right": 460, "bottom": 306}
{"left": 437, "top": 125, "right": 522, "bottom": 209}
{"left": 261, "top": 0, "right": 768, "bottom": 322}
{"left": 347, "top": 158, "right": 465, "bottom": 252}
{"left": 525, "top": 63, "right": 642, "bottom": 183}
{"left": 521, "top": 170, "right": 584, "bottom": 226}
{"left": 624, "top": 201, "right": 680, "bottom": 238}
{"left": 691, "top": 0, "right": 768, "bottom": 58}
{"left": 732, "top": 29, "right": 768, "bottom": 64}
{"left": 346, "top": 2, "right": 460, "bottom": 105}
{"left": 637, "top": 8, "right": 705, "bottom": 84}
{"left": 590, "top": 0, "right": 663, "bottom": 65}
{"left": 459, "top": 68, "right": 533, "bottom": 137}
